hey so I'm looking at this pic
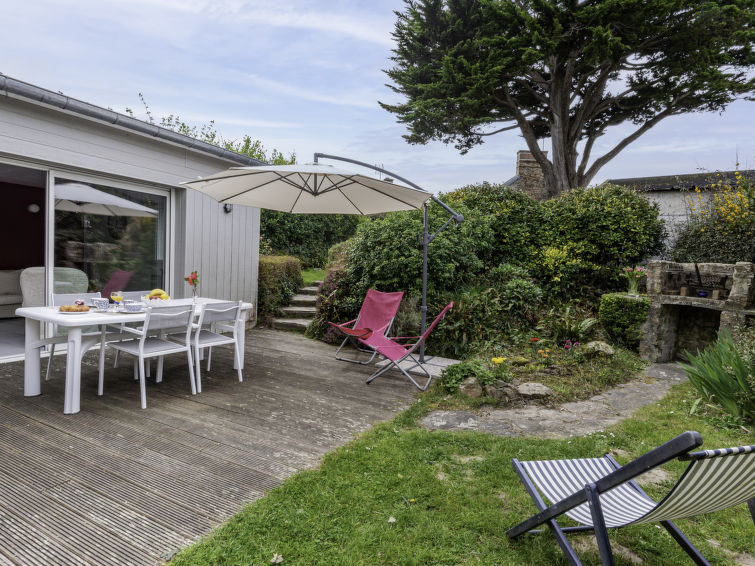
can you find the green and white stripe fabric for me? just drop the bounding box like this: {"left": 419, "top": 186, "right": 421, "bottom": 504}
{"left": 520, "top": 445, "right": 754, "bottom": 529}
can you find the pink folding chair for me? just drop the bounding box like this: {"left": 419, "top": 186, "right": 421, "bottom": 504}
{"left": 102, "top": 269, "right": 135, "bottom": 297}
{"left": 365, "top": 301, "right": 453, "bottom": 391}
{"left": 329, "top": 289, "right": 404, "bottom": 364}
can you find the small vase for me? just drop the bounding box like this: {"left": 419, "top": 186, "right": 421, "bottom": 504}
{"left": 627, "top": 280, "right": 640, "bottom": 296}
{"left": 192, "top": 286, "right": 199, "bottom": 304}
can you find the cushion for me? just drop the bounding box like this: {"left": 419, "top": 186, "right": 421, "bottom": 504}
{"left": 0, "top": 270, "right": 22, "bottom": 295}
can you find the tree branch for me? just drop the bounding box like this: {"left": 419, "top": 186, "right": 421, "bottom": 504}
{"left": 577, "top": 134, "right": 597, "bottom": 181}
{"left": 582, "top": 97, "right": 687, "bottom": 184}
{"left": 502, "top": 88, "right": 552, "bottom": 172}
{"left": 475, "top": 123, "right": 522, "bottom": 136}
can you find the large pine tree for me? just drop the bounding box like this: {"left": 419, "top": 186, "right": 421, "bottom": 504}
{"left": 382, "top": 0, "right": 754, "bottom": 196}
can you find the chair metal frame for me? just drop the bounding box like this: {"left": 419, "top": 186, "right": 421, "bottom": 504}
{"left": 365, "top": 302, "right": 453, "bottom": 391}
{"left": 507, "top": 431, "right": 755, "bottom": 566}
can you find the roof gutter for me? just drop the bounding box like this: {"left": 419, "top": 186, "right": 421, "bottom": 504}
{"left": 0, "top": 74, "right": 264, "bottom": 167}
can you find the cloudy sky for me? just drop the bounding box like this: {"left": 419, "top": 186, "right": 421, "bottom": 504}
{"left": 2, "top": 0, "right": 752, "bottom": 193}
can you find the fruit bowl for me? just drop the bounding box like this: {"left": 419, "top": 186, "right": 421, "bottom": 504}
{"left": 142, "top": 295, "right": 171, "bottom": 305}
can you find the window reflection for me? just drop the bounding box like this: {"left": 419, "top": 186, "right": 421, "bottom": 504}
{"left": 54, "top": 180, "right": 167, "bottom": 294}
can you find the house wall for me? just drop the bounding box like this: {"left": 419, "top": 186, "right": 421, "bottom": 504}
{"left": 0, "top": 94, "right": 259, "bottom": 306}
{"left": 642, "top": 190, "right": 716, "bottom": 248}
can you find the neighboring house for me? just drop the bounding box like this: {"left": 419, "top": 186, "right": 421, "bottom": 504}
{"left": 0, "top": 74, "right": 263, "bottom": 360}
{"left": 603, "top": 170, "right": 755, "bottom": 244}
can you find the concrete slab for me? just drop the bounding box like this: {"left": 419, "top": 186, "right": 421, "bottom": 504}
{"left": 375, "top": 355, "right": 459, "bottom": 378}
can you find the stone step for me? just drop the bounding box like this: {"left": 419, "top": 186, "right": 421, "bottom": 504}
{"left": 280, "top": 305, "right": 317, "bottom": 318}
{"left": 290, "top": 294, "right": 317, "bottom": 306}
{"left": 272, "top": 318, "right": 311, "bottom": 332}
{"left": 299, "top": 286, "right": 320, "bottom": 296}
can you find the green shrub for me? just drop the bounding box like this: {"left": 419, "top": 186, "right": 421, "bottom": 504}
{"left": 541, "top": 185, "right": 666, "bottom": 292}
{"left": 537, "top": 305, "right": 598, "bottom": 346}
{"left": 527, "top": 243, "right": 600, "bottom": 300}
{"left": 672, "top": 176, "right": 755, "bottom": 263}
{"left": 598, "top": 293, "right": 650, "bottom": 349}
{"left": 681, "top": 330, "right": 754, "bottom": 424}
{"left": 261, "top": 211, "right": 359, "bottom": 268}
{"left": 257, "top": 255, "right": 302, "bottom": 325}
{"left": 439, "top": 359, "right": 492, "bottom": 393}
{"left": 487, "top": 263, "right": 531, "bottom": 286}
{"left": 341, "top": 204, "right": 494, "bottom": 304}
{"left": 444, "top": 183, "right": 545, "bottom": 266}
{"left": 430, "top": 279, "right": 542, "bottom": 359}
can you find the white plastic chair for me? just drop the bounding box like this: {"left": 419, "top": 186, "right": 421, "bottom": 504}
{"left": 47, "top": 292, "right": 108, "bottom": 381}
{"left": 172, "top": 301, "right": 244, "bottom": 392}
{"left": 100, "top": 305, "right": 196, "bottom": 409}
{"left": 111, "top": 290, "right": 151, "bottom": 369}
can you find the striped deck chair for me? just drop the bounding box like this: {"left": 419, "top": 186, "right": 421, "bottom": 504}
{"left": 508, "top": 431, "right": 755, "bottom": 566}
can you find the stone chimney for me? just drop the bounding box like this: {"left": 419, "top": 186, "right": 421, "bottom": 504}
{"left": 511, "top": 150, "right": 548, "bottom": 201}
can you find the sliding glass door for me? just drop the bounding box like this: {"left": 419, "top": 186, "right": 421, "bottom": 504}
{"left": 53, "top": 178, "right": 169, "bottom": 297}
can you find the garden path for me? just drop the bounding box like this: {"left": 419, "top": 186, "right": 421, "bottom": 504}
{"left": 420, "top": 363, "right": 688, "bottom": 438}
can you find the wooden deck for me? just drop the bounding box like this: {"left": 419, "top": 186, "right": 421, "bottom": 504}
{"left": 0, "top": 328, "right": 417, "bottom": 565}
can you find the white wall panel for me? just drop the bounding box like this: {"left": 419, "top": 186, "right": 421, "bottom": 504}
{"left": 0, "top": 95, "right": 259, "bottom": 308}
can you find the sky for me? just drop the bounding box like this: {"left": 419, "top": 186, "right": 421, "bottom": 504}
{"left": 1, "top": 0, "right": 753, "bottom": 194}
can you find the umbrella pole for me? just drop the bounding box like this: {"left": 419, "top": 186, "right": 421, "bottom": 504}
{"left": 313, "top": 153, "right": 464, "bottom": 365}
{"left": 420, "top": 203, "right": 429, "bottom": 363}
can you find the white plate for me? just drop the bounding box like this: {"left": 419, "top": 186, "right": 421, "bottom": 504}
{"left": 104, "top": 309, "right": 145, "bottom": 314}
{"left": 59, "top": 310, "right": 92, "bottom": 315}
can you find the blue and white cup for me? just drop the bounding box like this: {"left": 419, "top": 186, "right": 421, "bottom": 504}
{"left": 90, "top": 298, "right": 110, "bottom": 311}
{"left": 122, "top": 300, "right": 143, "bottom": 312}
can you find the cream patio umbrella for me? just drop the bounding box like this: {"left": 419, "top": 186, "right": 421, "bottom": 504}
{"left": 180, "top": 162, "right": 432, "bottom": 215}
{"left": 181, "top": 153, "right": 463, "bottom": 361}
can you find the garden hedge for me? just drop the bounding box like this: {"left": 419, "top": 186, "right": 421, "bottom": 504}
{"left": 258, "top": 255, "right": 302, "bottom": 325}
{"left": 598, "top": 293, "right": 650, "bottom": 350}
{"left": 261, "top": 210, "right": 359, "bottom": 268}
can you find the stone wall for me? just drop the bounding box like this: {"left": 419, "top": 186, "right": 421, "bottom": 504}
{"left": 640, "top": 261, "right": 755, "bottom": 362}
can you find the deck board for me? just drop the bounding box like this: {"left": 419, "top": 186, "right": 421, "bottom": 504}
{"left": 0, "top": 328, "right": 416, "bottom": 564}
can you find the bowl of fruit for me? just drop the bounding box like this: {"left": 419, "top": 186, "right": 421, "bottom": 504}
{"left": 142, "top": 289, "right": 171, "bottom": 304}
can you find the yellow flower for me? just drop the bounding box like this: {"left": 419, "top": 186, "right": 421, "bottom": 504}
{"left": 545, "top": 349, "right": 550, "bottom": 353}
{"left": 537, "top": 349, "right": 544, "bottom": 354}
{"left": 543, "top": 354, "right": 549, "bottom": 358}
{"left": 491, "top": 357, "right": 505, "bottom": 364}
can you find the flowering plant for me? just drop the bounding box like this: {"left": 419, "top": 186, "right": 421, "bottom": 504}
{"left": 184, "top": 271, "right": 199, "bottom": 288}
{"left": 621, "top": 266, "right": 646, "bottom": 295}
{"left": 185, "top": 271, "right": 199, "bottom": 299}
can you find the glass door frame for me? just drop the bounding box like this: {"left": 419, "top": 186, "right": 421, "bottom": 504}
{"left": 47, "top": 169, "right": 174, "bottom": 306}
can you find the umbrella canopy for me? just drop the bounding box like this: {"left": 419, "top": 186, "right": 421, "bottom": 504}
{"left": 55, "top": 182, "right": 157, "bottom": 217}
{"left": 180, "top": 164, "right": 432, "bottom": 215}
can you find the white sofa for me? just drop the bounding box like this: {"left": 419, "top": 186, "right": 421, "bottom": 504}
{"left": 0, "top": 269, "right": 23, "bottom": 318}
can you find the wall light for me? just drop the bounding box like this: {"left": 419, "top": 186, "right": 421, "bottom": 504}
{"left": 223, "top": 203, "right": 233, "bottom": 214}
{"left": 27, "top": 203, "right": 41, "bottom": 213}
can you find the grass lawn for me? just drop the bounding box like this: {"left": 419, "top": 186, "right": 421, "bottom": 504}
{"left": 301, "top": 268, "right": 326, "bottom": 286}
{"left": 171, "top": 383, "right": 753, "bottom": 566}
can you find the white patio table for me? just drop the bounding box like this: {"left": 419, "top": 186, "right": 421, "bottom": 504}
{"left": 16, "top": 297, "right": 252, "bottom": 414}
